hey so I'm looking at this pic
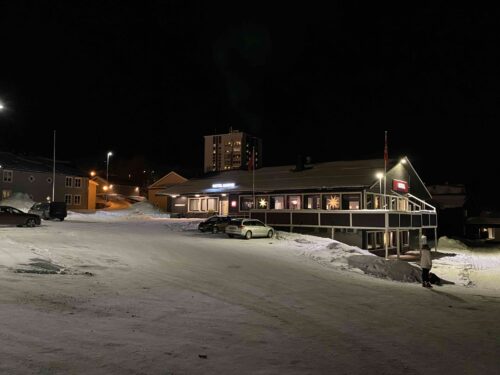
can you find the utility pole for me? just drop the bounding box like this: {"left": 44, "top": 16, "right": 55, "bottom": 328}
{"left": 52, "top": 130, "right": 56, "bottom": 202}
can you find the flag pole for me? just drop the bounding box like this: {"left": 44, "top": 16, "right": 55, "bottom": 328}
{"left": 384, "top": 130, "right": 388, "bottom": 259}
{"left": 52, "top": 130, "right": 56, "bottom": 202}
{"left": 252, "top": 146, "right": 255, "bottom": 210}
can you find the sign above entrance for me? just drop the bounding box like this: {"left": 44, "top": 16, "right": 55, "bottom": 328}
{"left": 212, "top": 182, "right": 235, "bottom": 189}
{"left": 392, "top": 179, "right": 408, "bottom": 193}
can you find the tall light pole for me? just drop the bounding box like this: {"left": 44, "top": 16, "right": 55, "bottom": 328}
{"left": 106, "top": 151, "right": 113, "bottom": 184}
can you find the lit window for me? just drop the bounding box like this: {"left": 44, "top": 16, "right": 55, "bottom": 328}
{"left": 2, "top": 170, "right": 13, "bottom": 183}
{"left": 65, "top": 176, "right": 73, "bottom": 188}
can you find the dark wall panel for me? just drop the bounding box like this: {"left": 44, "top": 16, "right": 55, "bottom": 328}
{"left": 352, "top": 213, "right": 385, "bottom": 228}
{"left": 292, "top": 213, "right": 319, "bottom": 225}
{"left": 320, "top": 213, "right": 350, "bottom": 226}
{"left": 267, "top": 212, "right": 291, "bottom": 225}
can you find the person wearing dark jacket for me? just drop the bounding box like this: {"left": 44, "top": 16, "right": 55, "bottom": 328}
{"left": 420, "top": 244, "right": 433, "bottom": 288}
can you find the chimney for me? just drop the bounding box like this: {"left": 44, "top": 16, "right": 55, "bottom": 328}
{"left": 295, "top": 155, "right": 304, "bottom": 171}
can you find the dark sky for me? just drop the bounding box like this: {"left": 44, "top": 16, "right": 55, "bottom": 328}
{"left": 0, "top": 2, "right": 498, "bottom": 188}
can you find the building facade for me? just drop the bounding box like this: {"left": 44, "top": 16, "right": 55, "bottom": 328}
{"left": 159, "top": 157, "right": 437, "bottom": 254}
{"left": 148, "top": 171, "right": 187, "bottom": 211}
{"left": 0, "top": 152, "right": 95, "bottom": 210}
{"left": 204, "top": 129, "right": 263, "bottom": 173}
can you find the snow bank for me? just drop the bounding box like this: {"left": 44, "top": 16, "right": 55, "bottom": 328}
{"left": 272, "top": 231, "right": 426, "bottom": 281}
{"left": 0, "top": 192, "right": 35, "bottom": 212}
{"left": 348, "top": 255, "right": 422, "bottom": 282}
{"left": 437, "top": 236, "right": 469, "bottom": 250}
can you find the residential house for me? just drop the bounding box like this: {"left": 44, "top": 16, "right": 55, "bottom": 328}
{"left": 0, "top": 152, "right": 96, "bottom": 210}
{"left": 148, "top": 171, "right": 187, "bottom": 211}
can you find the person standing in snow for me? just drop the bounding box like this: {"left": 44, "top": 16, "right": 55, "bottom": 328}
{"left": 420, "top": 244, "right": 433, "bottom": 288}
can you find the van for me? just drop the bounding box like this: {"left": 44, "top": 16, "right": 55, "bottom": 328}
{"left": 29, "top": 202, "right": 67, "bottom": 221}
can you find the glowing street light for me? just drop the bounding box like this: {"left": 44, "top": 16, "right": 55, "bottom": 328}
{"left": 0, "top": 102, "right": 4, "bottom": 111}
{"left": 106, "top": 152, "right": 113, "bottom": 183}
{"left": 90, "top": 171, "right": 96, "bottom": 177}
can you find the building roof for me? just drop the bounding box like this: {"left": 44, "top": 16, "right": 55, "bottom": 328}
{"left": 159, "top": 159, "right": 396, "bottom": 195}
{"left": 0, "top": 151, "right": 85, "bottom": 176}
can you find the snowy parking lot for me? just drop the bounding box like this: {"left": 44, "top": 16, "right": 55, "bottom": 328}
{"left": 1, "top": 203, "right": 500, "bottom": 374}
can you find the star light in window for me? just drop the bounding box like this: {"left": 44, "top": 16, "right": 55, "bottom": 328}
{"left": 259, "top": 198, "right": 268, "bottom": 208}
{"left": 327, "top": 195, "right": 340, "bottom": 209}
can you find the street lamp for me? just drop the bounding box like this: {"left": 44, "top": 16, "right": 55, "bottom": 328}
{"left": 106, "top": 152, "right": 113, "bottom": 183}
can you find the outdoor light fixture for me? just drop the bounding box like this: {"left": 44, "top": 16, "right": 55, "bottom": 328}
{"left": 170, "top": 194, "right": 178, "bottom": 198}
{"left": 231, "top": 200, "right": 237, "bottom": 207}
{"left": 195, "top": 194, "right": 200, "bottom": 197}
{"left": 0, "top": 102, "right": 4, "bottom": 110}
{"left": 400, "top": 158, "right": 407, "bottom": 164}
{"left": 109, "top": 185, "right": 114, "bottom": 189}
{"left": 90, "top": 171, "right": 96, "bottom": 177}
{"left": 221, "top": 193, "right": 227, "bottom": 197}
{"left": 135, "top": 187, "right": 139, "bottom": 192}
{"left": 103, "top": 186, "right": 109, "bottom": 191}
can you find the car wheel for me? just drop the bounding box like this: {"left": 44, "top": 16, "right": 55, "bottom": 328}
{"left": 245, "top": 231, "right": 252, "bottom": 240}
{"left": 212, "top": 226, "right": 219, "bottom": 234}
{"left": 59, "top": 218, "right": 64, "bottom": 222}
{"left": 227, "top": 234, "right": 234, "bottom": 238}
{"left": 267, "top": 230, "right": 274, "bottom": 238}
{"left": 26, "top": 218, "right": 36, "bottom": 228}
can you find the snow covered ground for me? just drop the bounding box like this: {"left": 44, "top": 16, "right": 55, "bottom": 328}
{"left": 1, "top": 200, "right": 500, "bottom": 374}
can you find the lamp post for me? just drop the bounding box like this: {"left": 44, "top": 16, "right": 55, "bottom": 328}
{"left": 106, "top": 151, "right": 113, "bottom": 184}
{"left": 106, "top": 152, "right": 113, "bottom": 201}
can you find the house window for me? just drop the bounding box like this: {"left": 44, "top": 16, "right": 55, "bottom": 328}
{"left": 189, "top": 198, "right": 200, "bottom": 211}
{"left": 2, "top": 170, "right": 13, "bottom": 183}
{"left": 322, "top": 194, "right": 341, "bottom": 210}
{"left": 342, "top": 194, "right": 361, "bottom": 210}
{"left": 288, "top": 195, "right": 301, "bottom": 210}
{"left": 2, "top": 189, "right": 12, "bottom": 199}
{"left": 73, "top": 195, "right": 81, "bottom": 206}
{"left": 207, "top": 198, "right": 218, "bottom": 211}
{"left": 256, "top": 196, "right": 269, "bottom": 209}
{"left": 270, "top": 196, "right": 285, "bottom": 210}
{"left": 201, "top": 199, "right": 207, "bottom": 211}
{"left": 305, "top": 195, "right": 321, "bottom": 209}
{"left": 239, "top": 196, "right": 254, "bottom": 211}
{"left": 65, "top": 177, "right": 73, "bottom": 188}
{"left": 64, "top": 194, "right": 72, "bottom": 204}
{"left": 74, "top": 177, "right": 82, "bottom": 188}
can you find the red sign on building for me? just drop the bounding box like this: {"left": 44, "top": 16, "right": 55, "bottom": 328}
{"left": 393, "top": 179, "right": 409, "bottom": 193}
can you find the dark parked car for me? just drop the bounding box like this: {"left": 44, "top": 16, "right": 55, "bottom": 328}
{"left": 198, "top": 215, "right": 235, "bottom": 233}
{"left": 28, "top": 202, "right": 67, "bottom": 221}
{"left": 0, "top": 206, "right": 41, "bottom": 227}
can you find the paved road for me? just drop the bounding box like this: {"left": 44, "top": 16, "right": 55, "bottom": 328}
{"left": 1, "top": 220, "right": 499, "bottom": 374}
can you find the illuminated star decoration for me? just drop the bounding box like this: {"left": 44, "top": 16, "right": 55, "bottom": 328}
{"left": 327, "top": 195, "right": 340, "bottom": 209}
{"left": 259, "top": 198, "right": 268, "bottom": 208}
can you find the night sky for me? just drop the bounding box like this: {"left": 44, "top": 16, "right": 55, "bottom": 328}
{"left": 0, "top": 3, "right": 497, "bottom": 196}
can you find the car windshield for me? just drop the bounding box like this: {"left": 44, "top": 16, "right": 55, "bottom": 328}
{"left": 229, "top": 219, "right": 243, "bottom": 225}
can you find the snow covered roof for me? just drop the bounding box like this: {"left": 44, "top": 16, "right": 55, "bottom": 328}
{"left": 0, "top": 151, "right": 85, "bottom": 176}
{"left": 159, "top": 158, "right": 396, "bottom": 195}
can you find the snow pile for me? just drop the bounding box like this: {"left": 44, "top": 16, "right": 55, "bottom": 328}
{"left": 68, "top": 201, "right": 170, "bottom": 221}
{"left": 348, "top": 255, "right": 422, "bottom": 282}
{"left": 0, "top": 192, "right": 35, "bottom": 212}
{"left": 437, "top": 236, "right": 469, "bottom": 250}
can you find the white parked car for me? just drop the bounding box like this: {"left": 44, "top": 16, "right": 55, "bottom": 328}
{"left": 225, "top": 218, "right": 274, "bottom": 239}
